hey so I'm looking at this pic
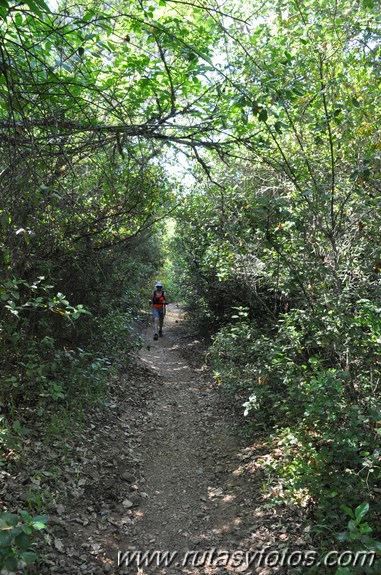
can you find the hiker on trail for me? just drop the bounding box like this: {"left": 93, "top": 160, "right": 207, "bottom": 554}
{"left": 152, "top": 281, "right": 167, "bottom": 340}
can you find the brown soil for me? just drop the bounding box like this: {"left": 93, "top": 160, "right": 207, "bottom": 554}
{"left": 13, "top": 305, "right": 312, "bottom": 575}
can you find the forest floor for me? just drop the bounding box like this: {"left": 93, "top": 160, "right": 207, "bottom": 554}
{"left": 10, "top": 305, "right": 314, "bottom": 575}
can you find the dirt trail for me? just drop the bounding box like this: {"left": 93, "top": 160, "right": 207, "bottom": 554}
{"left": 132, "top": 304, "right": 245, "bottom": 553}
{"left": 30, "top": 305, "right": 310, "bottom": 575}
{"left": 112, "top": 305, "right": 309, "bottom": 574}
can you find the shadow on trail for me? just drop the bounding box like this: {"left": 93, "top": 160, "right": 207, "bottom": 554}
{"left": 112, "top": 305, "right": 309, "bottom": 575}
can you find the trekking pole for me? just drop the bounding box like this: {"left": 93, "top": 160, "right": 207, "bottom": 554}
{"left": 145, "top": 301, "right": 151, "bottom": 350}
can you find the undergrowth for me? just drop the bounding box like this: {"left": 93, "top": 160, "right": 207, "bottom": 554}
{"left": 209, "top": 303, "right": 381, "bottom": 574}
{"left": 0, "top": 276, "right": 146, "bottom": 572}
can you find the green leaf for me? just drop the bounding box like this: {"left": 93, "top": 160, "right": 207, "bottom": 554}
{"left": 0, "top": 0, "right": 8, "bottom": 19}
{"left": 5, "top": 555, "right": 18, "bottom": 570}
{"left": 24, "top": 0, "right": 44, "bottom": 16}
{"left": 341, "top": 504, "right": 355, "bottom": 518}
{"left": 19, "top": 510, "right": 32, "bottom": 522}
{"left": 0, "top": 530, "right": 13, "bottom": 547}
{"left": 81, "top": 10, "right": 95, "bottom": 22}
{"left": 251, "top": 101, "right": 259, "bottom": 115}
{"left": 32, "top": 515, "right": 48, "bottom": 530}
{"left": 0, "top": 513, "right": 19, "bottom": 527}
{"left": 274, "top": 121, "right": 287, "bottom": 133}
{"left": 32, "top": 521, "right": 47, "bottom": 531}
{"left": 351, "top": 97, "right": 360, "bottom": 108}
{"left": 198, "top": 51, "right": 213, "bottom": 66}
{"left": 15, "top": 531, "right": 31, "bottom": 551}
{"left": 28, "top": 0, "right": 50, "bottom": 14}
{"left": 354, "top": 501, "right": 369, "bottom": 523}
{"left": 33, "top": 515, "right": 48, "bottom": 524}
{"left": 258, "top": 109, "right": 268, "bottom": 122}
{"left": 20, "top": 551, "right": 38, "bottom": 564}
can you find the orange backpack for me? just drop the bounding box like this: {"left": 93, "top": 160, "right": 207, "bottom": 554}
{"left": 153, "top": 290, "right": 166, "bottom": 308}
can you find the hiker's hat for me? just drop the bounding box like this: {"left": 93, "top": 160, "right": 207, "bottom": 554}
{"left": 155, "top": 281, "right": 163, "bottom": 287}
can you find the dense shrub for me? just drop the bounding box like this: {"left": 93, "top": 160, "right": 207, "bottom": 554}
{"left": 209, "top": 300, "right": 381, "bottom": 569}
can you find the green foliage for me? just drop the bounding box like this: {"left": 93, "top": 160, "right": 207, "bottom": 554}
{"left": 168, "top": 3, "right": 381, "bottom": 566}
{"left": 1, "top": 277, "right": 88, "bottom": 313}
{"left": 0, "top": 511, "right": 47, "bottom": 572}
{"left": 209, "top": 298, "right": 381, "bottom": 565}
{"left": 1, "top": 0, "right": 381, "bottom": 570}
{"left": 157, "top": 219, "right": 183, "bottom": 302}
{"left": 0, "top": 277, "right": 110, "bottom": 409}
{"left": 327, "top": 503, "right": 381, "bottom": 575}
{"left": 339, "top": 502, "right": 381, "bottom": 549}
{"left": 0, "top": 0, "right": 182, "bottom": 448}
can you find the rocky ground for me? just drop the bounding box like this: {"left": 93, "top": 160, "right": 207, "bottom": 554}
{"left": 3, "top": 305, "right": 314, "bottom": 575}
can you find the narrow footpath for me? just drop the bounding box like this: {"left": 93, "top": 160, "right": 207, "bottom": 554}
{"left": 110, "top": 305, "right": 311, "bottom": 574}
{"left": 33, "top": 305, "right": 312, "bottom": 575}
